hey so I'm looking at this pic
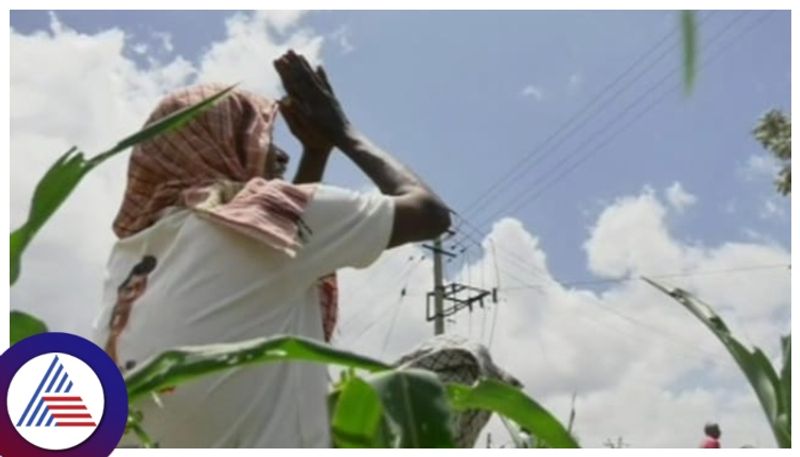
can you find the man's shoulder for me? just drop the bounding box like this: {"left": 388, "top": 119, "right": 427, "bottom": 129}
{"left": 307, "top": 184, "right": 390, "bottom": 210}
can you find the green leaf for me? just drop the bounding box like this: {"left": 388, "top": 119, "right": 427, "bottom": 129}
{"left": 777, "top": 335, "right": 791, "bottom": 439}
{"left": 780, "top": 335, "right": 791, "bottom": 422}
{"left": 331, "top": 376, "right": 386, "bottom": 448}
{"left": 365, "top": 368, "right": 455, "bottom": 448}
{"left": 10, "top": 310, "right": 48, "bottom": 346}
{"left": 11, "top": 148, "right": 90, "bottom": 285}
{"left": 10, "top": 85, "right": 236, "bottom": 285}
{"left": 681, "top": 10, "right": 698, "bottom": 94}
{"left": 643, "top": 277, "right": 791, "bottom": 448}
{"left": 126, "top": 410, "right": 158, "bottom": 448}
{"left": 447, "top": 379, "right": 579, "bottom": 448}
{"left": 125, "top": 335, "right": 389, "bottom": 401}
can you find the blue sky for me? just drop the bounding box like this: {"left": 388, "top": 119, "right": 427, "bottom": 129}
{"left": 11, "top": 10, "right": 790, "bottom": 282}
{"left": 9, "top": 10, "right": 791, "bottom": 447}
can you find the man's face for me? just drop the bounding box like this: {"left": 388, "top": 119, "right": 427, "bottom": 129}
{"left": 265, "top": 144, "right": 290, "bottom": 179}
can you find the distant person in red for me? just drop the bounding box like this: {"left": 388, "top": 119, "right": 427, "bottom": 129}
{"left": 701, "top": 423, "right": 721, "bottom": 448}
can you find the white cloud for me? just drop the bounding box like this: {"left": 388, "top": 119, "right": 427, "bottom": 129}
{"left": 258, "top": 10, "right": 307, "bottom": 35}
{"left": 664, "top": 181, "right": 697, "bottom": 213}
{"left": 331, "top": 26, "right": 355, "bottom": 55}
{"left": 520, "top": 84, "right": 544, "bottom": 101}
{"left": 10, "top": 11, "right": 325, "bottom": 336}
{"left": 759, "top": 196, "right": 788, "bottom": 220}
{"left": 583, "top": 187, "right": 688, "bottom": 278}
{"left": 740, "top": 154, "right": 779, "bottom": 182}
{"left": 196, "top": 11, "right": 323, "bottom": 95}
{"left": 131, "top": 42, "right": 148, "bottom": 54}
{"left": 153, "top": 31, "right": 174, "bottom": 53}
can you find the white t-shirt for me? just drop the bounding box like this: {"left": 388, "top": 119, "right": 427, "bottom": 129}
{"left": 90, "top": 185, "right": 394, "bottom": 448}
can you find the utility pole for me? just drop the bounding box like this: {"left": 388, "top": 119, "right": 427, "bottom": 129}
{"left": 432, "top": 237, "right": 445, "bottom": 335}
{"left": 424, "top": 231, "right": 495, "bottom": 337}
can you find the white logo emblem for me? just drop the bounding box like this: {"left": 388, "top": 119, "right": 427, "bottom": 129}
{"left": 7, "top": 353, "right": 105, "bottom": 450}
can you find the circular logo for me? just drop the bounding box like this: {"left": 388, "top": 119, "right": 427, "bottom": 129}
{"left": 8, "top": 353, "right": 106, "bottom": 450}
{"left": 0, "top": 333, "right": 128, "bottom": 457}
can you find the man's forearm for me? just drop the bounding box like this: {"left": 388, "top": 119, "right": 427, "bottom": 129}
{"left": 293, "top": 148, "right": 332, "bottom": 184}
{"left": 337, "top": 128, "right": 438, "bottom": 199}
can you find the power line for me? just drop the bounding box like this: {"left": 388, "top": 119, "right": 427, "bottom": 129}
{"left": 492, "top": 263, "right": 788, "bottom": 359}
{"left": 503, "top": 264, "right": 789, "bottom": 291}
{"left": 346, "top": 256, "right": 428, "bottom": 350}
{"left": 447, "top": 13, "right": 758, "bottom": 262}
{"left": 433, "top": 13, "right": 769, "bottom": 308}
{"left": 453, "top": 216, "right": 552, "bottom": 286}
{"left": 571, "top": 291, "right": 729, "bottom": 362}
{"left": 351, "top": 292, "right": 405, "bottom": 347}
{"left": 379, "top": 287, "right": 407, "bottom": 358}
{"left": 498, "top": 279, "right": 726, "bottom": 363}
{"left": 439, "top": 14, "right": 775, "bottom": 344}
{"left": 349, "top": 13, "right": 777, "bottom": 366}
{"left": 464, "top": 11, "right": 757, "bottom": 232}
{"left": 487, "top": 239, "right": 502, "bottom": 349}
{"left": 338, "top": 256, "right": 423, "bottom": 337}
{"left": 459, "top": 11, "right": 716, "bottom": 217}
{"left": 463, "top": 249, "right": 476, "bottom": 339}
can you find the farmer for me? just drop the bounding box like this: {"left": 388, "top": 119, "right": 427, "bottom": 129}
{"left": 700, "top": 423, "right": 722, "bottom": 448}
{"left": 91, "top": 49, "right": 450, "bottom": 447}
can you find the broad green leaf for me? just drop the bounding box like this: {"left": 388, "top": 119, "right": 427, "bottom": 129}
{"left": 11, "top": 148, "right": 89, "bottom": 284}
{"left": 10, "top": 85, "right": 236, "bottom": 285}
{"left": 10, "top": 310, "right": 48, "bottom": 346}
{"left": 331, "top": 376, "right": 386, "bottom": 448}
{"left": 448, "top": 379, "right": 579, "bottom": 448}
{"left": 780, "top": 335, "right": 791, "bottom": 427}
{"left": 125, "top": 335, "right": 389, "bottom": 401}
{"left": 681, "top": 11, "right": 697, "bottom": 94}
{"left": 365, "top": 368, "right": 455, "bottom": 448}
{"left": 644, "top": 278, "right": 790, "bottom": 448}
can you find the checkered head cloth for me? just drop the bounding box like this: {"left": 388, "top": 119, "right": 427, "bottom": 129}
{"left": 394, "top": 335, "right": 521, "bottom": 448}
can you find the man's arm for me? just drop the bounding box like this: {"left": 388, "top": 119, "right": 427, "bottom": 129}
{"left": 336, "top": 128, "right": 450, "bottom": 247}
{"left": 281, "top": 96, "right": 335, "bottom": 184}
{"left": 274, "top": 50, "right": 451, "bottom": 247}
{"left": 293, "top": 147, "right": 331, "bottom": 184}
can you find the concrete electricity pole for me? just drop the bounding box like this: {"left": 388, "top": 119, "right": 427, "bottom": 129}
{"left": 424, "top": 233, "right": 494, "bottom": 337}
{"left": 432, "top": 237, "right": 445, "bottom": 335}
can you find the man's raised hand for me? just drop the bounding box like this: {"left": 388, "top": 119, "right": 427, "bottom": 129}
{"left": 273, "top": 50, "right": 352, "bottom": 148}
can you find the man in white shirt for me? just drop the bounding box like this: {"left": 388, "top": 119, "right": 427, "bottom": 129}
{"left": 92, "top": 50, "right": 450, "bottom": 447}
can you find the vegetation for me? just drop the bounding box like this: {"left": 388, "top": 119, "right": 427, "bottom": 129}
{"left": 752, "top": 110, "right": 791, "bottom": 196}
{"left": 644, "top": 278, "right": 791, "bottom": 448}
{"left": 681, "top": 11, "right": 697, "bottom": 95}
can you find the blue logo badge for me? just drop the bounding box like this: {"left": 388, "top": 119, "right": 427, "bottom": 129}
{"left": 1, "top": 333, "right": 128, "bottom": 456}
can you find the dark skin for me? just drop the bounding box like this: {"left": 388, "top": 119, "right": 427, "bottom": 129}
{"left": 273, "top": 50, "right": 451, "bottom": 247}
{"left": 264, "top": 143, "right": 325, "bottom": 183}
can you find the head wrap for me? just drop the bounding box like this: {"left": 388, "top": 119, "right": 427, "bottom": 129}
{"left": 113, "top": 83, "right": 338, "bottom": 340}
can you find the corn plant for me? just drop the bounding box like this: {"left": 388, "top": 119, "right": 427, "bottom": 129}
{"left": 644, "top": 277, "right": 791, "bottom": 448}
{"left": 681, "top": 11, "right": 698, "bottom": 94}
